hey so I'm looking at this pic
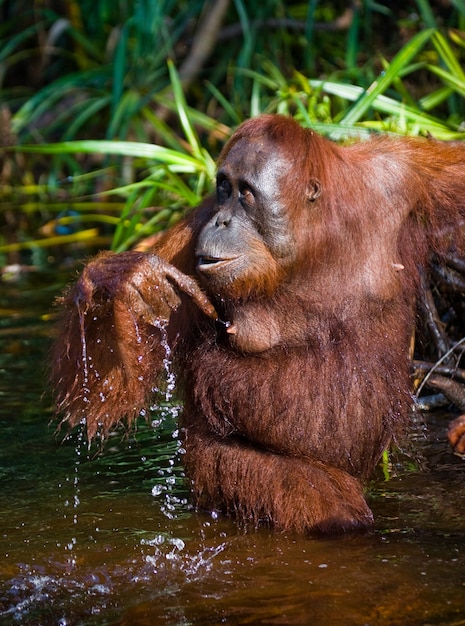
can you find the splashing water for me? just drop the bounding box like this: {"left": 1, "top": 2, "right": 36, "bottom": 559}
{"left": 153, "top": 318, "right": 176, "bottom": 402}
{"left": 73, "top": 299, "right": 188, "bottom": 547}
{"left": 77, "top": 304, "right": 91, "bottom": 407}
{"left": 142, "top": 319, "right": 189, "bottom": 519}
{"left": 62, "top": 419, "right": 88, "bottom": 568}
{"left": 139, "top": 534, "right": 227, "bottom": 580}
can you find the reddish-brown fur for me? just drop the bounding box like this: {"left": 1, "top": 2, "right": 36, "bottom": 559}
{"left": 51, "top": 115, "right": 465, "bottom": 533}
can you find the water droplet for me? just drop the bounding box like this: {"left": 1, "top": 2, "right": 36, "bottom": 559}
{"left": 170, "top": 537, "right": 185, "bottom": 551}
{"left": 151, "top": 484, "right": 164, "bottom": 496}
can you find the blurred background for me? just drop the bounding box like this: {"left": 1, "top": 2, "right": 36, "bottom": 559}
{"left": 2, "top": 0, "right": 465, "bottom": 262}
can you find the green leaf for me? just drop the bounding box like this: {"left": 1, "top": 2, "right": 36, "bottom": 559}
{"left": 167, "top": 60, "right": 216, "bottom": 178}
{"left": 309, "top": 79, "right": 458, "bottom": 137}
{"left": 340, "top": 28, "right": 435, "bottom": 126}
{"left": 425, "top": 65, "right": 465, "bottom": 98}
{"left": 431, "top": 31, "right": 465, "bottom": 81}
{"left": 168, "top": 60, "right": 201, "bottom": 157}
{"left": 11, "top": 140, "right": 209, "bottom": 171}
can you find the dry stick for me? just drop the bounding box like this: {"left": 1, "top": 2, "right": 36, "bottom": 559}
{"left": 155, "top": 0, "right": 231, "bottom": 122}
{"left": 416, "top": 336, "right": 465, "bottom": 397}
{"left": 217, "top": 3, "right": 360, "bottom": 41}
{"left": 424, "top": 373, "right": 465, "bottom": 411}
{"left": 432, "top": 262, "right": 465, "bottom": 292}
{"left": 415, "top": 257, "right": 465, "bottom": 409}
{"left": 443, "top": 254, "right": 465, "bottom": 275}
{"left": 414, "top": 360, "right": 465, "bottom": 382}
{"left": 418, "top": 270, "right": 451, "bottom": 358}
{"left": 178, "top": 0, "right": 231, "bottom": 87}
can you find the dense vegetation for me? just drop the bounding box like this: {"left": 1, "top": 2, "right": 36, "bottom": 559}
{"left": 1, "top": 0, "right": 465, "bottom": 259}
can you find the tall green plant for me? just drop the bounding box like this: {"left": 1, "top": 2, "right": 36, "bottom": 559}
{"left": 9, "top": 1, "right": 209, "bottom": 142}
{"left": 2, "top": 64, "right": 226, "bottom": 256}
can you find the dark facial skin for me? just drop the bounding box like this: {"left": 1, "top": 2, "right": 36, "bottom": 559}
{"left": 195, "top": 137, "right": 295, "bottom": 299}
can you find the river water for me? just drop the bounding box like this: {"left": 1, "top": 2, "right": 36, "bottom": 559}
{"left": 1, "top": 269, "right": 465, "bottom": 625}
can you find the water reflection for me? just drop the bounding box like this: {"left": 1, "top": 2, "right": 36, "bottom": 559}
{"left": 1, "top": 272, "right": 465, "bottom": 626}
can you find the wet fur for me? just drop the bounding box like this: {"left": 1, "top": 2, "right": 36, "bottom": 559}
{"left": 52, "top": 115, "right": 465, "bottom": 532}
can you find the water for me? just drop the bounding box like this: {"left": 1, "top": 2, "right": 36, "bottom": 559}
{"left": 1, "top": 270, "right": 465, "bottom": 625}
